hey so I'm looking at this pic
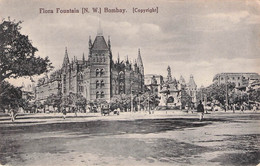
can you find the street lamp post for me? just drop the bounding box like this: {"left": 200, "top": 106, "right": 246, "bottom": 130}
{"left": 225, "top": 75, "right": 229, "bottom": 112}
{"left": 131, "top": 86, "right": 133, "bottom": 112}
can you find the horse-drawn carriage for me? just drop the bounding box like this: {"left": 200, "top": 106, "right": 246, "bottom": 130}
{"left": 101, "top": 104, "right": 120, "bottom": 116}
{"left": 101, "top": 104, "right": 110, "bottom": 116}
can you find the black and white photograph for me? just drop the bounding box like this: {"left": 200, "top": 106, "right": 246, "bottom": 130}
{"left": 0, "top": 0, "right": 260, "bottom": 165}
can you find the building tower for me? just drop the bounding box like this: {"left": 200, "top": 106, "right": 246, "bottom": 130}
{"left": 61, "top": 47, "right": 70, "bottom": 96}
{"left": 88, "top": 26, "right": 112, "bottom": 102}
{"left": 187, "top": 74, "right": 197, "bottom": 103}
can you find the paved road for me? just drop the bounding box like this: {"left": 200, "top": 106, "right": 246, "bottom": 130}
{"left": 0, "top": 111, "right": 259, "bottom": 166}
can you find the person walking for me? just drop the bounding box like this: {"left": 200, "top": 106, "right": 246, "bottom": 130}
{"left": 232, "top": 104, "right": 236, "bottom": 113}
{"left": 197, "top": 100, "right": 205, "bottom": 121}
{"left": 253, "top": 104, "right": 257, "bottom": 113}
{"left": 191, "top": 103, "right": 194, "bottom": 113}
{"left": 62, "top": 108, "right": 67, "bottom": 119}
{"left": 240, "top": 104, "right": 244, "bottom": 113}
{"left": 10, "top": 108, "right": 15, "bottom": 122}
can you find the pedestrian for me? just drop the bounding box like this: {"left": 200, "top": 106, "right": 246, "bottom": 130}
{"left": 232, "top": 104, "right": 236, "bottom": 113}
{"left": 197, "top": 100, "right": 205, "bottom": 121}
{"left": 62, "top": 108, "right": 67, "bottom": 119}
{"left": 73, "top": 107, "right": 77, "bottom": 117}
{"left": 240, "top": 104, "right": 244, "bottom": 113}
{"left": 191, "top": 103, "right": 194, "bottom": 113}
{"left": 10, "top": 108, "right": 15, "bottom": 122}
{"left": 253, "top": 104, "right": 257, "bottom": 113}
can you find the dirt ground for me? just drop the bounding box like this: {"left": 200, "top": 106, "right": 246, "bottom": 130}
{"left": 0, "top": 110, "right": 259, "bottom": 166}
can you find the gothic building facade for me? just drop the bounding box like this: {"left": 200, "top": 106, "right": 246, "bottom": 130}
{"left": 36, "top": 29, "right": 144, "bottom": 104}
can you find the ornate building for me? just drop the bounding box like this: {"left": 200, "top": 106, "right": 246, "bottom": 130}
{"left": 159, "top": 66, "right": 182, "bottom": 108}
{"left": 36, "top": 28, "right": 144, "bottom": 104}
{"left": 158, "top": 66, "right": 198, "bottom": 108}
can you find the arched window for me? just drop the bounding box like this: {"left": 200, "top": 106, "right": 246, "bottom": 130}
{"left": 96, "top": 91, "right": 99, "bottom": 99}
{"left": 101, "top": 92, "right": 104, "bottom": 98}
{"left": 100, "top": 69, "right": 104, "bottom": 76}
{"left": 101, "top": 80, "right": 105, "bottom": 88}
{"left": 78, "top": 73, "right": 83, "bottom": 80}
{"left": 96, "top": 80, "right": 99, "bottom": 89}
{"left": 119, "top": 71, "right": 124, "bottom": 79}
{"left": 96, "top": 69, "right": 100, "bottom": 76}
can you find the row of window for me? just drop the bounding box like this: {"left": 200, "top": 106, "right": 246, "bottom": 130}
{"left": 93, "top": 57, "right": 106, "bottom": 63}
{"left": 96, "top": 80, "right": 105, "bottom": 88}
{"left": 96, "top": 69, "right": 105, "bottom": 76}
{"left": 96, "top": 91, "right": 105, "bottom": 99}
{"left": 220, "top": 76, "right": 240, "bottom": 80}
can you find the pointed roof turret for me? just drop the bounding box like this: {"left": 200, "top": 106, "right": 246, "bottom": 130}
{"left": 82, "top": 53, "right": 85, "bottom": 62}
{"left": 188, "top": 74, "right": 197, "bottom": 88}
{"left": 137, "top": 48, "right": 143, "bottom": 68}
{"left": 167, "top": 66, "right": 172, "bottom": 82}
{"left": 179, "top": 75, "right": 186, "bottom": 85}
{"left": 117, "top": 52, "right": 120, "bottom": 63}
{"left": 62, "top": 47, "right": 70, "bottom": 67}
{"left": 126, "top": 55, "right": 129, "bottom": 64}
{"left": 91, "top": 30, "right": 109, "bottom": 51}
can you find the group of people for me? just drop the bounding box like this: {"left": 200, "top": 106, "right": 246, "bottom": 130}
{"left": 194, "top": 101, "right": 259, "bottom": 121}
{"left": 229, "top": 104, "right": 258, "bottom": 113}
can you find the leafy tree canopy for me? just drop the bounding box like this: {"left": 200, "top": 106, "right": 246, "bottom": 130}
{"left": 0, "top": 19, "right": 53, "bottom": 82}
{"left": 0, "top": 81, "right": 23, "bottom": 109}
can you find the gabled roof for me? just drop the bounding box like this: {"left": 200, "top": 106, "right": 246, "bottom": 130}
{"left": 91, "top": 36, "right": 109, "bottom": 51}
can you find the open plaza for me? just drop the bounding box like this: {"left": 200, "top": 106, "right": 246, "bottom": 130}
{"left": 0, "top": 110, "right": 259, "bottom": 166}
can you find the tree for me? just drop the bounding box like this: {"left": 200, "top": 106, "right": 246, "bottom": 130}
{"left": 110, "top": 94, "right": 132, "bottom": 111}
{"left": 0, "top": 81, "right": 23, "bottom": 111}
{"left": 61, "top": 92, "right": 87, "bottom": 112}
{"left": 181, "top": 89, "right": 192, "bottom": 108}
{"left": 45, "top": 93, "right": 62, "bottom": 112}
{"left": 0, "top": 19, "right": 53, "bottom": 114}
{"left": 75, "top": 94, "right": 87, "bottom": 112}
{"left": 200, "top": 82, "right": 236, "bottom": 105}
{"left": 249, "top": 89, "right": 260, "bottom": 103}
{"left": 0, "top": 19, "right": 53, "bottom": 82}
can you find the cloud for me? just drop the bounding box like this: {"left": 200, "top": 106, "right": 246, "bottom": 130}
{"left": 1, "top": 0, "right": 260, "bottom": 88}
{"left": 207, "top": 11, "right": 249, "bottom": 24}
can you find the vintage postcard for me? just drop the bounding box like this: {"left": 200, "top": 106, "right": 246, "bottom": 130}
{"left": 0, "top": 0, "right": 259, "bottom": 165}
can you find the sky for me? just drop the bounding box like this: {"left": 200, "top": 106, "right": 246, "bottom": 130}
{"left": 1, "top": 0, "right": 260, "bottom": 87}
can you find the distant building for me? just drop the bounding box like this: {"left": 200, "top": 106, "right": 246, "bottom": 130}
{"left": 36, "top": 70, "right": 62, "bottom": 103}
{"left": 213, "top": 73, "right": 260, "bottom": 87}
